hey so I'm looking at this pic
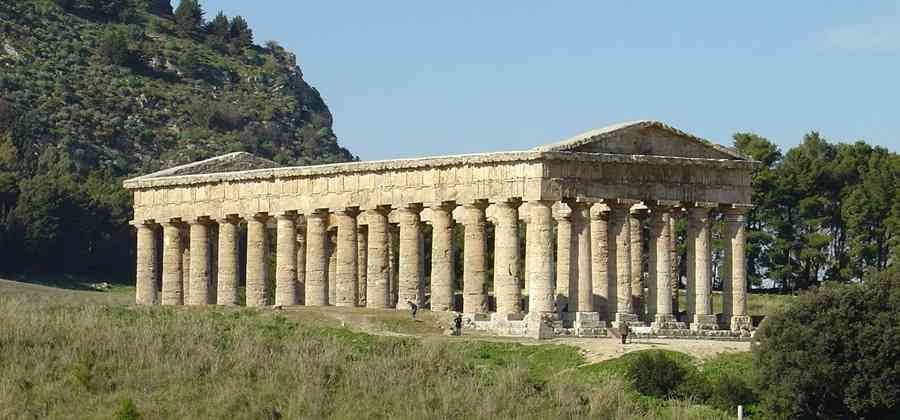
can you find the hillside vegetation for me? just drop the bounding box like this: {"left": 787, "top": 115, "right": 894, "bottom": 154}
{"left": 0, "top": 1, "right": 354, "bottom": 276}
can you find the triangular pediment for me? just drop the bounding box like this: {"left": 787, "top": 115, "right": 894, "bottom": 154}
{"left": 130, "top": 152, "right": 282, "bottom": 181}
{"left": 535, "top": 120, "right": 748, "bottom": 160}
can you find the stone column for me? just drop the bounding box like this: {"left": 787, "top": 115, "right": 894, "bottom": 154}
{"left": 135, "top": 221, "right": 159, "bottom": 305}
{"left": 430, "top": 202, "right": 456, "bottom": 312}
{"left": 181, "top": 227, "right": 190, "bottom": 303}
{"left": 526, "top": 200, "right": 555, "bottom": 313}
{"left": 275, "top": 213, "right": 299, "bottom": 306}
{"left": 570, "top": 201, "right": 594, "bottom": 313}
{"left": 493, "top": 199, "right": 522, "bottom": 316}
{"left": 216, "top": 216, "right": 240, "bottom": 305}
{"left": 630, "top": 207, "right": 647, "bottom": 319}
{"left": 669, "top": 211, "right": 680, "bottom": 316}
{"left": 245, "top": 213, "right": 270, "bottom": 307}
{"left": 590, "top": 204, "right": 609, "bottom": 319}
{"left": 463, "top": 201, "right": 489, "bottom": 314}
{"left": 161, "top": 220, "right": 184, "bottom": 305}
{"left": 389, "top": 224, "right": 400, "bottom": 307}
{"left": 688, "top": 206, "right": 717, "bottom": 330}
{"left": 357, "top": 225, "right": 368, "bottom": 306}
{"left": 305, "top": 209, "right": 329, "bottom": 306}
{"left": 554, "top": 205, "right": 573, "bottom": 312}
{"left": 335, "top": 208, "right": 360, "bottom": 307}
{"left": 724, "top": 206, "right": 752, "bottom": 332}
{"left": 296, "top": 215, "right": 307, "bottom": 305}
{"left": 648, "top": 204, "right": 681, "bottom": 330}
{"left": 397, "top": 205, "right": 423, "bottom": 309}
{"left": 188, "top": 218, "right": 211, "bottom": 305}
{"left": 366, "top": 207, "right": 391, "bottom": 308}
{"left": 609, "top": 201, "right": 638, "bottom": 326}
{"left": 327, "top": 231, "right": 337, "bottom": 305}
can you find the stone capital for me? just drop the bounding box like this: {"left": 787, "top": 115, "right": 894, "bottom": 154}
{"left": 242, "top": 212, "right": 270, "bottom": 222}
{"left": 606, "top": 198, "right": 641, "bottom": 210}
{"left": 185, "top": 216, "right": 212, "bottom": 225}
{"left": 427, "top": 201, "right": 458, "bottom": 213}
{"left": 723, "top": 205, "right": 749, "bottom": 222}
{"left": 129, "top": 219, "right": 157, "bottom": 227}
{"left": 491, "top": 197, "right": 522, "bottom": 208}
{"left": 333, "top": 207, "right": 361, "bottom": 218}
{"left": 589, "top": 203, "right": 609, "bottom": 220}
{"left": 461, "top": 199, "right": 489, "bottom": 210}
{"left": 160, "top": 218, "right": 184, "bottom": 227}
{"left": 217, "top": 214, "right": 241, "bottom": 225}
{"left": 274, "top": 210, "right": 298, "bottom": 221}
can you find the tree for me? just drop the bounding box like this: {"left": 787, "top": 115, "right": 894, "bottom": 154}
{"left": 753, "top": 268, "right": 900, "bottom": 418}
{"left": 174, "top": 0, "right": 204, "bottom": 36}
{"left": 98, "top": 27, "right": 131, "bottom": 66}
{"left": 205, "top": 11, "right": 230, "bottom": 39}
{"left": 229, "top": 15, "right": 253, "bottom": 48}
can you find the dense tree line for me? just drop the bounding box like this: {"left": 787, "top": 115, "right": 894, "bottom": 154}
{"left": 733, "top": 132, "right": 899, "bottom": 291}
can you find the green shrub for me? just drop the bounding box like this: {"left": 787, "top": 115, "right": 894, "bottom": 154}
{"left": 114, "top": 397, "right": 140, "bottom": 420}
{"left": 753, "top": 268, "right": 900, "bottom": 419}
{"left": 625, "top": 351, "right": 694, "bottom": 399}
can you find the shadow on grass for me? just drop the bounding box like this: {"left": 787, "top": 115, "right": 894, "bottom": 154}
{"left": 2, "top": 272, "right": 132, "bottom": 291}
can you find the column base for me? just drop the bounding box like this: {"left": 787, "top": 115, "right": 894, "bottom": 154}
{"left": 614, "top": 312, "right": 640, "bottom": 329}
{"left": 651, "top": 314, "right": 686, "bottom": 331}
{"left": 524, "top": 312, "right": 560, "bottom": 339}
{"left": 691, "top": 314, "right": 720, "bottom": 331}
{"left": 729, "top": 315, "right": 753, "bottom": 332}
{"left": 574, "top": 312, "right": 606, "bottom": 336}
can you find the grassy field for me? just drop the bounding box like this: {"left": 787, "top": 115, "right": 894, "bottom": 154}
{"left": 0, "top": 278, "right": 767, "bottom": 419}
{"left": 677, "top": 290, "right": 793, "bottom": 319}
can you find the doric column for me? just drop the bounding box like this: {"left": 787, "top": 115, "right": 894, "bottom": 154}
{"left": 397, "top": 205, "right": 423, "bottom": 309}
{"left": 669, "top": 211, "right": 680, "bottom": 316}
{"left": 389, "top": 223, "right": 399, "bottom": 307}
{"left": 327, "top": 231, "right": 336, "bottom": 305}
{"left": 216, "top": 216, "right": 240, "bottom": 305}
{"left": 135, "top": 221, "right": 159, "bottom": 305}
{"left": 161, "top": 220, "right": 184, "bottom": 305}
{"left": 305, "top": 209, "right": 329, "bottom": 306}
{"left": 245, "top": 213, "right": 270, "bottom": 307}
{"left": 648, "top": 203, "right": 681, "bottom": 329}
{"left": 688, "top": 205, "right": 717, "bottom": 329}
{"left": 366, "top": 207, "right": 391, "bottom": 308}
{"left": 724, "top": 206, "right": 752, "bottom": 331}
{"left": 335, "top": 208, "right": 360, "bottom": 307}
{"left": 526, "top": 200, "right": 555, "bottom": 313}
{"left": 188, "top": 218, "right": 211, "bottom": 305}
{"left": 554, "top": 205, "right": 573, "bottom": 312}
{"left": 494, "top": 199, "right": 522, "bottom": 316}
{"left": 570, "top": 201, "right": 594, "bottom": 313}
{"left": 463, "top": 201, "right": 489, "bottom": 313}
{"left": 296, "top": 215, "right": 307, "bottom": 305}
{"left": 357, "top": 225, "right": 368, "bottom": 306}
{"left": 430, "top": 202, "right": 456, "bottom": 312}
{"left": 590, "top": 204, "right": 609, "bottom": 318}
{"left": 630, "top": 207, "right": 647, "bottom": 318}
{"left": 275, "top": 213, "right": 299, "bottom": 306}
{"left": 181, "top": 226, "right": 190, "bottom": 303}
{"left": 608, "top": 201, "right": 638, "bottom": 326}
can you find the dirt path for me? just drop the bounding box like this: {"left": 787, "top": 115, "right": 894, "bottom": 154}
{"left": 552, "top": 336, "right": 751, "bottom": 363}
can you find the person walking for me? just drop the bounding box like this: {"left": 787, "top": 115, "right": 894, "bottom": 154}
{"left": 452, "top": 313, "right": 463, "bottom": 336}
{"left": 620, "top": 322, "right": 630, "bottom": 345}
{"left": 407, "top": 300, "right": 418, "bottom": 320}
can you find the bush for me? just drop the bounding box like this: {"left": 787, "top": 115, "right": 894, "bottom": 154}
{"left": 99, "top": 27, "right": 131, "bottom": 66}
{"left": 753, "top": 269, "right": 900, "bottom": 419}
{"left": 625, "top": 351, "right": 693, "bottom": 398}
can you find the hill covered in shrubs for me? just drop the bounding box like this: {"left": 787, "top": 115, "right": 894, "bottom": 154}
{"left": 0, "top": 0, "right": 355, "bottom": 277}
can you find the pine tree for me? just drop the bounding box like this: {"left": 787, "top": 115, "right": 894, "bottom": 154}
{"left": 229, "top": 15, "right": 253, "bottom": 48}
{"left": 205, "top": 11, "right": 229, "bottom": 40}
{"left": 174, "top": 0, "right": 204, "bottom": 36}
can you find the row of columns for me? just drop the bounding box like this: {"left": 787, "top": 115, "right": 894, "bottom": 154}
{"left": 134, "top": 199, "right": 751, "bottom": 330}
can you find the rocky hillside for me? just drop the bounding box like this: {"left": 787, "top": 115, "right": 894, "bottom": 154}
{"left": 0, "top": 0, "right": 355, "bottom": 277}
{"left": 0, "top": 0, "right": 355, "bottom": 177}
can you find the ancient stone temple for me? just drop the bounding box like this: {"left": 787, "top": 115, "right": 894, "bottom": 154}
{"left": 125, "top": 120, "right": 758, "bottom": 338}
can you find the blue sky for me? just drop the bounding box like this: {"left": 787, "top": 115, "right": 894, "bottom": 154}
{"left": 196, "top": 1, "right": 900, "bottom": 160}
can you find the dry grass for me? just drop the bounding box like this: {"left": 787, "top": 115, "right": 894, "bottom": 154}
{"left": 0, "top": 292, "right": 731, "bottom": 419}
